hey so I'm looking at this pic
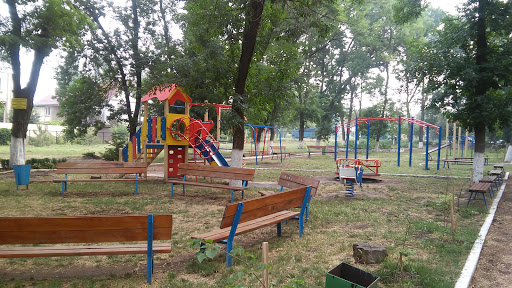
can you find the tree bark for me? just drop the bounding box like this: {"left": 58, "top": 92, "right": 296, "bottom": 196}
{"left": 7, "top": 0, "right": 49, "bottom": 166}
{"left": 231, "top": 0, "right": 265, "bottom": 168}
{"left": 472, "top": 0, "right": 489, "bottom": 182}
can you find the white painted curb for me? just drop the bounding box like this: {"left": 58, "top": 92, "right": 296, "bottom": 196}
{"left": 455, "top": 172, "right": 509, "bottom": 288}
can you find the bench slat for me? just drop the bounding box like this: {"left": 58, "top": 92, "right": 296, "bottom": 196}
{"left": 52, "top": 179, "right": 147, "bottom": 183}
{"left": 0, "top": 215, "right": 172, "bottom": 245}
{"left": 220, "top": 187, "right": 307, "bottom": 229}
{"left": 0, "top": 243, "right": 172, "bottom": 258}
{"left": 56, "top": 167, "right": 147, "bottom": 174}
{"left": 57, "top": 162, "right": 147, "bottom": 168}
{"left": 178, "top": 163, "right": 255, "bottom": 181}
{"left": 192, "top": 211, "right": 299, "bottom": 242}
{"left": 277, "top": 172, "right": 320, "bottom": 197}
{"left": 167, "top": 180, "right": 246, "bottom": 191}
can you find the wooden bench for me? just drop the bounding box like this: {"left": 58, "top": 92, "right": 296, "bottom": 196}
{"left": 493, "top": 163, "right": 505, "bottom": 176}
{"left": 167, "top": 163, "right": 255, "bottom": 202}
{"left": 454, "top": 157, "right": 489, "bottom": 165}
{"left": 307, "top": 145, "right": 337, "bottom": 158}
{"left": 489, "top": 169, "right": 504, "bottom": 185}
{"left": 270, "top": 146, "right": 291, "bottom": 160}
{"left": 0, "top": 214, "right": 172, "bottom": 284}
{"left": 467, "top": 182, "right": 493, "bottom": 209}
{"left": 480, "top": 176, "right": 499, "bottom": 193}
{"left": 258, "top": 172, "right": 320, "bottom": 222}
{"left": 53, "top": 162, "right": 147, "bottom": 195}
{"left": 443, "top": 159, "right": 473, "bottom": 168}
{"left": 191, "top": 186, "right": 311, "bottom": 267}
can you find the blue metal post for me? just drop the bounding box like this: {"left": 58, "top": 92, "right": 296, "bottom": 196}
{"left": 146, "top": 214, "right": 154, "bottom": 284}
{"left": 437, "top": 127, "right": 442, "bottom": 170}
{"left": 135, "top": 174, "right": 138, "bottom": 195}
{"left": 409, "top": 119, "right": 414, "bottom": 167}
{"left": 425, "top": 126, "right": 430, "bottom": 170}
{"left": 346, "top": 127, "right": 350, "bottom": 159}
{"left": 334, "top": 126, "right": 338, "bottom": 160}
{"left": 276, "top": 128, "right": 283, "bottom": 163}
{"left": 298, "top": 187, "right": 312, "bottom": 237}
{"left": 366, "top": 122, "right": 370, "bottom": 159}
{"left": 397, "top": 116, "right": 401, "bottom": 167}
{"left": 354, "top": 118, "right": 358, "bottom": 159}
{"left": 226, "top": 203, "right": 244, "bottom": 267}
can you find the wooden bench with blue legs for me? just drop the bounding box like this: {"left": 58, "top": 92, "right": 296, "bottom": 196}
{"left": 489, "top": 170, "right": 504, "bottom": 186}
{"left": 0, "top": 214, "right": 172, "bottom": 284}
{"left": 258, "top": 172, "right": 320, "bottom": 222}
{"left": 467, "top": 182, "right": 493, "bottom": 209}
{"left": 480, "top": 176, "right": 499, "bottom": 196}
{"left": 493, "top": 163, "right": 505, "bottom": 177}
{"left": 191, "top": 186, "right": 311, "bottom": 267}
{"left": 168, "top": 163, "right": 255, "bottom": 202}
{"left": 53, "top": 162, "right": 147, "bottom": 195}
{"left": 270, "top": 146, "right": 291, "bottom": 160}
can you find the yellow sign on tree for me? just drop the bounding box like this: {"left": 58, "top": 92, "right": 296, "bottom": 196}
{"left": 12, "top": 98, "right": 27, "bottom": 110}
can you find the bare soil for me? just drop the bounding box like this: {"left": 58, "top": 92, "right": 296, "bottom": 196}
{"left": 470, "top": 176, "right": 512, "bottom": 287}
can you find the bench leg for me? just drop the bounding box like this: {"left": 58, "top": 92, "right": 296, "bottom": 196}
{"left": 135, "top": 174, "right": 139, "bottom": 195}
{"left": 147, "top": 214, "right": 154, "bottom": 284}
{"left": 466, "top": 192, "right": 473, "bottom": 207}
{"left": 171, "top": 183, "right": 174, "bottom": 197}
{"left": 277, "top": 222, "right": 282, "bottom": 237}
{"left": 231, "top": 190, "right": 234, "bottom": 203}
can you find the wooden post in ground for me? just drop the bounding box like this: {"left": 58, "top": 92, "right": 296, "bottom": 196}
{"left": 457, "top": 125, "right": 462, "bottom": 158}
{"left": 119, "top": 148, "right": 123, "bottom": 162}
{"left": 452, "top": 122, "right": 456, "bottom": 157}
{"left": 464, "top": 130, "right": 469, "bottom": 158}
{"left": 164, "top": 99, "right": 169, "bottom": 182}
{"left": 262, "top": 242, "right": 269, "bottom": 288}
{"left": 451, "top": 184, "right": 456, "bottom": 233}
{"left": 446, "top": 120, "right": 450, "bottom": 159}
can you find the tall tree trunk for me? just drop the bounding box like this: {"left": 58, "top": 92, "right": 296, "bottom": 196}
{"left": 298, "top": 88, "right": 305, "bottom": 149}
{"left": 231, "top": 0, "right": 265, "bottom": 169}
{"left": 8, "top": 0, "right": 49, "bottom": 167}
{"left": 472, "top": 0, "right": 489, "bottom": 182}
{"left": 130, "top": 0, "right": 142, "bottom": 137}
{"left": 418, "top": 86, "right": 426, "bottom": 148}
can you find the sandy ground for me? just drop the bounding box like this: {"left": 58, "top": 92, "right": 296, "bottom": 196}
{"left": 470, "top": 176, "right": 512, "bottom": 287}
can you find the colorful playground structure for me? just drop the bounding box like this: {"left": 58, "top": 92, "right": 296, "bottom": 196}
{"left": 122, "top": 85, "right": 232, "bottom": 181}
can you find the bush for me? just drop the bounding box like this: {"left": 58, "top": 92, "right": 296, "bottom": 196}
{"left": 26, "top": 158, "right": 67, "bottom": 169}
{"left": 29, "top": 126, "right": 55, "bottom": 147}
{"left": 0, "top": 128, "right": 10, "bottom": 145}
{"left": 102, "top": 124, "right": 129, "bottom": 161}
{"left": 73, "top": 129, "right": 101, "bottom": 145}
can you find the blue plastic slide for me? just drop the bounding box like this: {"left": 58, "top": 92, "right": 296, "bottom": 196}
{"left": 194, "top": 139, "right": 230, "bottom": 167}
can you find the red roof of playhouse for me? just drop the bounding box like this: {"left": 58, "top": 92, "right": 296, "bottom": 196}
{"left": 142, "top": 84, "right": 192, "bottom": 105}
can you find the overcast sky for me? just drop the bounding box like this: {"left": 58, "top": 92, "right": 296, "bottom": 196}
{"left": 0, "top": 0, "right": 467, "bottom": 102}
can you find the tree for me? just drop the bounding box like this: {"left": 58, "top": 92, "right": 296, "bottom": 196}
{"left": 429, "top": 0, "right": 512, "bottom": 181}
{"left": 0, "top": 0, "right": 86, "bottom": 167}
{"left": 56, "top": 0, "right": 179, "bottom": 139}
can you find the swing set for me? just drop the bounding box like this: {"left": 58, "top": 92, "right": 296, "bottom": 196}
{"left": 334, "top": 116, "right": 444, "bottom": 175}
{"left": 244, "top": 124, "right": 285, "bottom": 165}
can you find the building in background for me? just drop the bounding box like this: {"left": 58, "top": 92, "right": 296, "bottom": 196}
{"left": 0, "top": 71, "right": 13, "bottom": 123}
{"left": 33, "top": 94, "right": 63, "bottom": 123}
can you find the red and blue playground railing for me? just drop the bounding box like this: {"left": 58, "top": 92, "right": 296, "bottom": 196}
{"left": 336, "top": 158, "right": 381, "bottom": 177}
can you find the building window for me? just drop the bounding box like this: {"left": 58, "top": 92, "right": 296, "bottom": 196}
{"left": 45, "top": 107, "right": 51, "bottom": 116}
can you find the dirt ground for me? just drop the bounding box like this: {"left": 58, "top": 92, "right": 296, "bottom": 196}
{"left": 470, "top": 175, "right": 512, "bottom": 287}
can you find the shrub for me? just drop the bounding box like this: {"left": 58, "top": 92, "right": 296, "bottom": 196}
{"left": 29, "top": 126, "right": 54, "bottom": 147}
{"left": 102, "top": 124, "right": 129, "bottom": 161}
{"left": 0, "top": 128, "right": 10, "bottom": 145}
{"left": 73, "top": 129, "right": 101, "bottom": 145}
{"left": 26, "top": 158, "right": 66, "bottom": 169}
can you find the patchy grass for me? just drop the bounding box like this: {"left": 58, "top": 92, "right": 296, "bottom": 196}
{"left": 0, "top": 142, "right": 497, "bottom": 287}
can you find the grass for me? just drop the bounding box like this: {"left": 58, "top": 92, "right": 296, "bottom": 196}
{"left": 0, "top": 141, "right": 503, "bottom": 287}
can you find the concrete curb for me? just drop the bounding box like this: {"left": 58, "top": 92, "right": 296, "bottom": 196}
{"left": 455, "top": 172, "right": 509, "bottom": 288}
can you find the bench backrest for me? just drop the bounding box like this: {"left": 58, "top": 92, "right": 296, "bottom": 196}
{"left": 56, "top": 162, "right": 147, "bottom": 174}
{"left": 178, "top": 163, "right": 255, "bottom": 181}
{"left": 0, "top": 214, "right": 172, "bottom": 245}
{"left": 278, "top": 172, "right": 320, "bottom": 197}
{"left": 220, "top": 187, "right": 308, "bottom": 229}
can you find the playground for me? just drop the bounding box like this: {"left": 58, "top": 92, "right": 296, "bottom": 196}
{"left": 0, "top": 133, "right": 509, "bottom": 287}
{"left": 0, "top": 87, "right": 509, "bottom": 287}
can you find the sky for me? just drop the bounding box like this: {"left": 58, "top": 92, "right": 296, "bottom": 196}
{"left": 1, "top": 0, "right": 467, "bottom": 102}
